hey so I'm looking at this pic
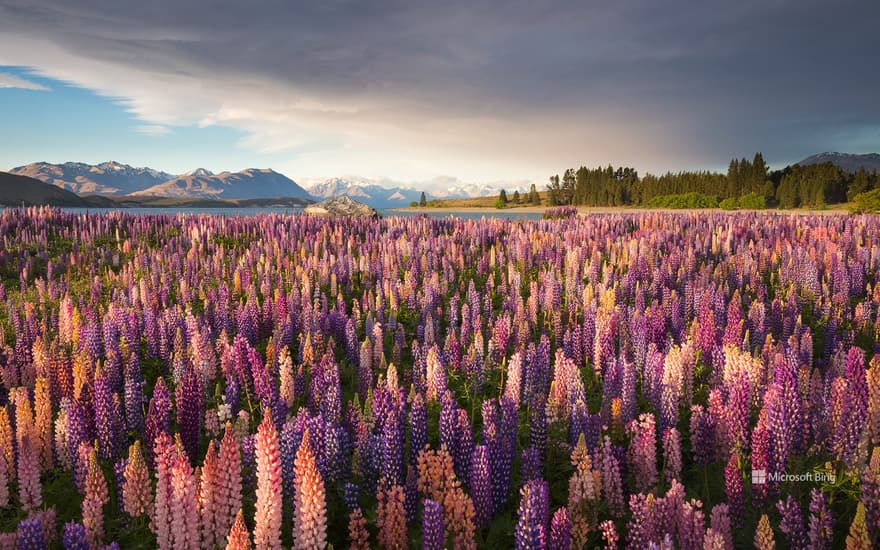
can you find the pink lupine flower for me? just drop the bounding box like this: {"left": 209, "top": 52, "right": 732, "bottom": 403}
{"left": 169, "top": 440, "right": 199, "bottom": 550}
{"left": 213, "top": 422, "right": 243, "bottom": 536}
{"left": 17, "top": 436, "right": 41, "bottom": 513}
{"left": 225, "top": 510, "right": 251, "bottom": 550}
{"left": 254, "top": 414, "right": 282, "bottom": 550}
{"left": 82, "top": 446, "right": 109, "bottom": 548}
{"left": 123, "top": 441, "right": 152, "bottom": 519}
{"left": 293, "top": 429, "right": 327, "bottom": 550}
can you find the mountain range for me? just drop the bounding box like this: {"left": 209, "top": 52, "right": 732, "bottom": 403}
{"left": 7, "top": 161, "right": 528, "bottom": 208}
{"left": 301, "top": 176, "right": 528, "bottom": 208}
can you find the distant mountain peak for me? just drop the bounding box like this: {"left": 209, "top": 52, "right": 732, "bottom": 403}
{"left": 184, "top": 168, "right": 214, "bottom": 177}
{"left": 797, "top": 152, "right": 880, "bottom": 172}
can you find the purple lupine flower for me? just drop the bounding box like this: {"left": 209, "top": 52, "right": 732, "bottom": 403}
{"left": 123, "top": 353, "right": 144, "bottom": 433}
{"left": 521, "top": 446, "right": 543, "bottom": 482}
{"left": 242, "top": 433, "right": 256, "bottom": 496}
{"left": 176, "top": 365, "right": 203, "bottom": 464}
{"left": 689, "top": 405, "right": 716, "bottom": 467}
{"left": 455, "top": 408, "right": 473, "bottom": 488}
{"left": 422, "top": 499, "right": 444, "bottom": 550}
{"left": 405, "top": 465, "right": 418, "bottom": 525}
{"left": 776, "top": 495, "right": 807, "bottom": 550}
{"left": 280, "top": 420, "right": 298, "bottom": 514}
{"left": 808, "top": 489, "right": 833, "bottom": 550}
{"left": 514, "top": 479, "right": 549, "bottom": 550}
{"left": 408, "top": 391, "right": 427, "bottom": 467}
{"left": 439, "top": 391, "right": 459, "bottom": 468}
{"left": 548, "top": 507, "right": 571, "bottom": 550}
{"left": 470, "top": 445, "right": 493, "bottom": 528}
{"left": 16, "top": 518, "right": 45, "bottom": 550}
{"left": 63, "top": 522, "right": 88, "bottom": 550}
{"left": 529, "top": 398, "right": 547, "bottom": 460}
{"left": 144, "top": 377, "right": 172, "bottom": 468}
{"left": 94, "top": 366, "right": 124, "bottom": 461}
{"left": 382, "top": 408, "right": 405, "bottom": 485}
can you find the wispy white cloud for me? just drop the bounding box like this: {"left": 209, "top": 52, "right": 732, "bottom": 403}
{"left": 0, "top": 71, "right": 48, "bottom": 91}
{"left": 135, "top": 124, "right": 171, "bottom": 136}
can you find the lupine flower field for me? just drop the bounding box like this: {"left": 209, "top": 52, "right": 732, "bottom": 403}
{"left": 2, "top": 206, "right": 880, "bottom": 549}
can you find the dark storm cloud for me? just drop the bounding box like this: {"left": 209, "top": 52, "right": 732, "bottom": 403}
{"left": 0, "top": 0, "right": 877, "bottom": 177}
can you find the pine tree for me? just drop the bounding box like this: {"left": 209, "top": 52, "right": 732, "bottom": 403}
{"left": 419, "top": 192, "right": 427, "bottom": 207}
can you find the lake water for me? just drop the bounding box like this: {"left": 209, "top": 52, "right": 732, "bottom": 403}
{"left": 37, "top": 207, "right": 545, "bottom": 220}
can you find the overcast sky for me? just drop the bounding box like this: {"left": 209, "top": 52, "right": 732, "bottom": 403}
{"left": 0, "top": 0, "right": 877, "bottom": 185}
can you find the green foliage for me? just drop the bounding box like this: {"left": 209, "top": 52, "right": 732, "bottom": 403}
{"left": 719, "top": 197, "right": 738, "bottom": 210}
{"left": 646, "top": 192, "right": 719, "bottom": 209}
{"left": 737, "top": 192, "right": 766, "bottom": 209}
{"left": 850, "top": 188, "right": 880, "bottom": 213}
{"left": 529, "top": 183, "right": 540, "bottom": 204}
{"left": 498, "top": 189, "right": 508, "bottom": 204}
{"left": 419, "top": 191, "right": 427, "bottom": 207}
{"left": 547, "top": 153, "right": 879, "bottom": 209}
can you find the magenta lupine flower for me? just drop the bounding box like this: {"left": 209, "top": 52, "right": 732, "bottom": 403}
{"left": 776, "top": 495, "right": 807, "bottom": 550}
{"left": 599, "top": 519, "right": 618, "bottom": 550}
{"left": 599, "top": 435, "right": 625, "bottom": 518}
{"left": 626, "top": 493, "right": 657, "bottom": 549}
{"left": 548, "top": 507, "right": 571, "bottom": 550}
{"left": 678, "top": 498, "right": 705, "bottom": 550}
{"left": 723, "top": 453, "right": 743, "bottom": 529}
{"left": 808, "top": 489, "right": 833, "bottom": 550}
{"left": 709, "top": 503, "right": 733, "bottom": 550}
{"left": 422, "top": 498, "right": 444, "bottom": 550}
{"left": 750, "top": 416, "right": 770, "bottom": 505}
{"left": 661, "top": 427, "right": 682, "bottom": 483}
{"left": 627, "top": 413, "right": 658, "bottom": 492}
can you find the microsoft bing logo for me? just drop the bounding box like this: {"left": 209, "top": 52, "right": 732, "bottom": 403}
{"left": 751, "top": 469, "right": 767, "bottom": 485}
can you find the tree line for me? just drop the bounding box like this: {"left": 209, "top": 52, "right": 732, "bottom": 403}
{"left": 529, "top": 153, "right": 880, "bottom": 208}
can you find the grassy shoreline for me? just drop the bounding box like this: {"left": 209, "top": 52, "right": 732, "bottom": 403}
{"left": 393, "top": 204, "right": 852, "bottom": 215}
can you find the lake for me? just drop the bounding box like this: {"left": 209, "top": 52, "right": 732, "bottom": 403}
{"left": 21, "top": 206, "right": 546, "bottom": 220}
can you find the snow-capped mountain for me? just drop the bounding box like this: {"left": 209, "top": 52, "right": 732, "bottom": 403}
{"left": 303, "top": 176, "right": 531, "bottom": 208}
{"left": 9, "top": 161, "right": 175, "bottom": 195}
{"left": 131, "top": 169, "right": 311, "bottom": 200}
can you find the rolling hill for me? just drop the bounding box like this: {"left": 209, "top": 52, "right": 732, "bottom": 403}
{"left": 0, "top": 171, "right": 88, "bottom": 206}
